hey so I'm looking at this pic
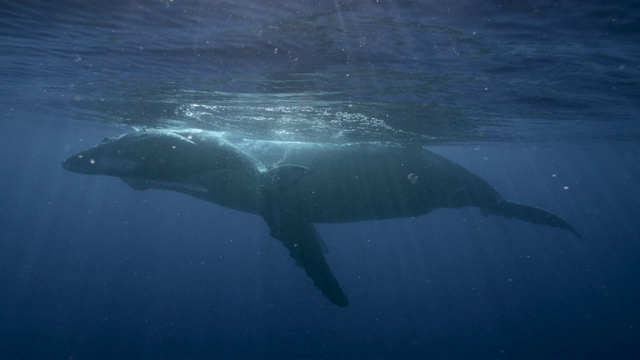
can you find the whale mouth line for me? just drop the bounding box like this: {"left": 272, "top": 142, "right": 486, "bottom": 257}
{"left": 125, "top": 178, "right": 209, "bottom": 193}
{"left": 62, "top": 156, "right": 138, "bottom": 175}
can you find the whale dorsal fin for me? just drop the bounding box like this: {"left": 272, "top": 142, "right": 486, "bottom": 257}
{"left": 266, "top": 164, "right": 308, "bottom": 193}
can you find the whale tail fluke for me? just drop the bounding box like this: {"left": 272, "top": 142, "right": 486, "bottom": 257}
{"left": 490, "top": 201, "right": 582, "bottom": 239}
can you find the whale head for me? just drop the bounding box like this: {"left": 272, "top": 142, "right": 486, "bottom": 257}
{"left": 62, "top": 130, "right": 206, "bottom": 180}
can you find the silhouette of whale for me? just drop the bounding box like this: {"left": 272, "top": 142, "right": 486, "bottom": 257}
{"left": 63, "top": 129, "right": 580, "bottom": 307}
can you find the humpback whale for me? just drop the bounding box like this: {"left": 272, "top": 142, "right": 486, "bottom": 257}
{"left": 63, "top": 129, "right": 580, "bottom": 307}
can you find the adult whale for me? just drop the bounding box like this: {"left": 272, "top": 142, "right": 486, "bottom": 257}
{"left": 63, "top": 129, "right": 580, "bottom": 307}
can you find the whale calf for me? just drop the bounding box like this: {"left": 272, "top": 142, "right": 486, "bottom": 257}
{"left": 63, "top": 129, "right": 580, "bottom": 307}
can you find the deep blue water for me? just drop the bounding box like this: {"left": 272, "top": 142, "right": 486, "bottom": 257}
{"left": 1, "top": 1, "right": 640, "bottom": 358}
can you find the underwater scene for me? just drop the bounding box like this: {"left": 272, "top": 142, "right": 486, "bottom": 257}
{"left": 1, "top": 1, "right": 639, "bottom": 358}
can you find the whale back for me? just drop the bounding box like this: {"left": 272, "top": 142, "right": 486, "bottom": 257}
{"left": 239, "top": 141, "right": 502, "bottom": 223}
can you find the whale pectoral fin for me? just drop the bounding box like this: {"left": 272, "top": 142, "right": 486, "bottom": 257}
{"left": 267, "top": 219, "right": 348, "bottom": 307}
{"left": 261, "top": 164, "right": 309, "bottom": 238}
{"left": 311, "top": 224, "right": 330, "bottom": 254}
{"left": 260, "top": 165, "right": 344, "bottom": 305}
{"left": 492, "top": 201, "right": 582, "bottom": 239}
